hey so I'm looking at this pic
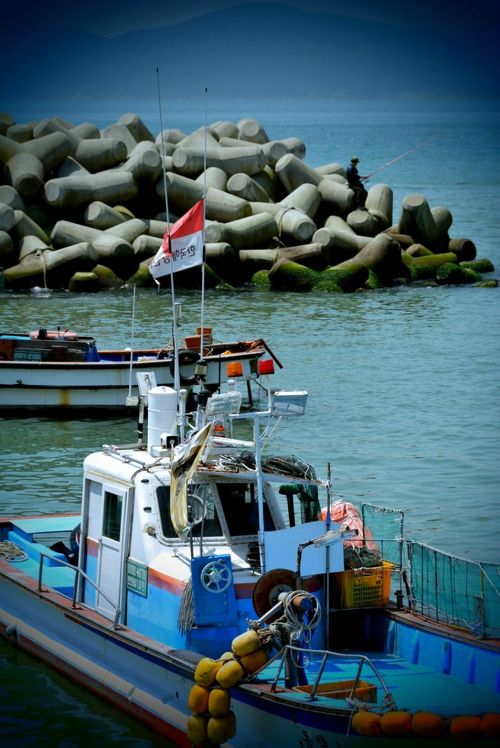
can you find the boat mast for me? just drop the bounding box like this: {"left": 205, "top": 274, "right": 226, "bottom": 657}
{"left": 156, "top": 67, "right": 180, "bottom": 395}
{"left": 198, "top": 87, "right": 208, "bottom": 362}
{"left": 127, "top": 283, "right": 137, "bottom": 399}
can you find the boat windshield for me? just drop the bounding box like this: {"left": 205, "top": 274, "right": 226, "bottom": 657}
{"left": 156, "top": 485, "right": 223, "bottom": 539}
{"left": 217, "top": 481, "right": 276, "bottom": 536}
{"left": 155, "top": 481, "right": 276, "bottom": 540}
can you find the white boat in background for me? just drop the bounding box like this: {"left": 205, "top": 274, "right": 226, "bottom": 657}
{"left": 0, "top": 326, "right": 281, "bottom": 414}
{"left": 0, "top": 376, "right": 499, "bottom": 746}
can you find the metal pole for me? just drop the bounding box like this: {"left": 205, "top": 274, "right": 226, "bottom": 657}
{"left": 127, "top": 283, "right": 136, "bottom": 398}
{"left": 254, "top": 414, "right": 266, "bottom": 572}
{"left": 156, "top": 67, "right": 179, "bottom": 396}
{"left": 199, "top": 87, "right": 208, "bottom": 361}
{"left": 325, "top": 462, "right": 332, "bottom": 647}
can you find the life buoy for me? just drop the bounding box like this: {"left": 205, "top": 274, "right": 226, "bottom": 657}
{"left": 30, "top": 329, "right": 78, "bottom": 340}
{"left": 170, "top": 349, "right": 199, "bottom": 386}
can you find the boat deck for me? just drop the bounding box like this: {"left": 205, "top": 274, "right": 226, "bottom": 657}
{"left": 0, "top": 515, "right": 78, "bottom": 597}
{"left": 251, "top": 651, "right": 500, "bottom": 715}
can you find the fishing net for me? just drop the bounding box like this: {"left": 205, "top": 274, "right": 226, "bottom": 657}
{"left": 359, "top": 504, "right": 500, "bottom": 639}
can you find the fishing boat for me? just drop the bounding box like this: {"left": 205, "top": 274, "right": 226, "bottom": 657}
{"left": 0, "top": 326, "right": 280, "bottom": 413}
{"left": 0, "top": 373, "right": 499, "bottom": 746}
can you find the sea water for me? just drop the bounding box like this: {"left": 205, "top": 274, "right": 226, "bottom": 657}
{"left": 0, "top": 97, "right": 499, "bottom": 746}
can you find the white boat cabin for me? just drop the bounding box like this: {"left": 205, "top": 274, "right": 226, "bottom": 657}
{"left": 77, "top": 385, "right": 349, "bottom": 656}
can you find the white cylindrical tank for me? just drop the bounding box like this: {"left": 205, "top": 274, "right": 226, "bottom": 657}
{"left": 147, "top": 386, "right": 177, "bottom": 450}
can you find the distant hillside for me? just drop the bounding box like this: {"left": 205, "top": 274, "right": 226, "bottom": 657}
{"left": 2, "top": 3, "right": 498, "bottom": 100}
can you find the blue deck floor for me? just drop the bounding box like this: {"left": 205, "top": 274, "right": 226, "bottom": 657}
{"left": 258, "top": 651, "right": 500, "bottom": 715}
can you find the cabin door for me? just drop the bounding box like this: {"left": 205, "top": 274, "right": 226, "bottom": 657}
{"left": 96, "top": 487, "right": 129, "bottom": 619}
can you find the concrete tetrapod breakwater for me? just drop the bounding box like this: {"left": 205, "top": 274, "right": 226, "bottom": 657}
{"left": 0, "top": 112, "right": 496, "bottom": 292}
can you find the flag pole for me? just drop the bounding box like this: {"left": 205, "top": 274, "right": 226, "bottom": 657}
{"left": 199, "top": 87, "right": 208, "bottom": 361}
{"left": 127, "top": 283, "right": 137, "bottom": 399}
{"left": 156, "top": 66, "right": 180, "bottom": 394}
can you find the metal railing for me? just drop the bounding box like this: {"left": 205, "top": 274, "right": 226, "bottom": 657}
{"left": 404, "top": 540, "right": 500, "bottom": 639}
{"left": 269, "top": 644, "right": 396, "bottom": 710}
{"left": 37, "top": 550, "right": 121, "bottom": 630}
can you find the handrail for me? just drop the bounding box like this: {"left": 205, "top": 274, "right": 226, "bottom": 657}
{"left": 270, "top": 644, "right": 396, "bottom": 710}
{"left": 37, "top": 550, "right": 121, "bottom": 630}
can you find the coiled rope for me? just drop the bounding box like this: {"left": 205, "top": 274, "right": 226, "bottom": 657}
{"left": 0, "top": 540, "right": 28, "bottom": 562}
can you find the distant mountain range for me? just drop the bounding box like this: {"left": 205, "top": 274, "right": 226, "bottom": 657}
{"left": 3, "top": 3, "right": 498, "bottom": 100}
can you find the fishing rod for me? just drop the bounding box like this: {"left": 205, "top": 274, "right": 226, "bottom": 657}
{"left": 362, "top": 134, "right": 439, "bottom": 181}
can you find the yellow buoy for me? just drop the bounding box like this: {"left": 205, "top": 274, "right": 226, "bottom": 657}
{"left": 351, "top": 710, "right": 382, "bottom": 736}
{"left": 240, "top": 647, "right": 268, "bottom": 674}
{"left": 187, "top": 683, "right": 210, "bottom": 714}
{"left": 412, "top": 711, "right": 443, "bottom": 737}
{"left": 207, "top": 712, "right": 237, "bottom": 744}
{"left": 231, "top": 629, "right": 261, "bottom": 657}
{"left": 208, "top": 687, "right": 231, "bottom": 718}
{"left": 186, "top": 713, "right": 208, "bottom": 744}
{"left": 380, "top": 710, "right": 413, "bottom": 736}
{"left": 218, "top": 651, "right": 235, "bottom": 663}
{"left": 216, "top": 659, "right": 245, "bottom": 688}
{"left": 450, "top": 715, "right": 482, "bottom": 741}
{"left": 194, "top": 657, "right": 221, "bottom": 687}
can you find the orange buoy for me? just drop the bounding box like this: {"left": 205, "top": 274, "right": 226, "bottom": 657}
{"left": 215, "top": 659, "right": 245, "bottom": 688}
{"left": 351, "top": 710, "right": 382, "bottom": 736}
{"left": 239, "top": 647, "right": 268, "bottom": 674}
{"left": 450, "top": 715, "right": 482, "bottom": 741}
{"left": 380, "top": 710, "right": 413, "bottom": 736}
{"left": 208, "top": 687, "right": 231, "bottom": 718}
{"left": 187, "top": 683, "right": 210, "bottom": 714}
{"left": 207, "top": 713, "right": 236, "bottom": 744}
{"left": 412, "top": 711, "right": 444, "bottom": 737}
{"left": 482, "top": 712, "right": 500, "bottom": 737}
{"left": 194, "top": 657, "right": 221, "bottom": 687}
{"left": 30, "top": 329, "right": 77, "bottom": 340}
{"left": 231, "top": 629, "right": 261, "bottom": 657}
{"left": 186, "top": 713, "right": 208, "bottom": 744}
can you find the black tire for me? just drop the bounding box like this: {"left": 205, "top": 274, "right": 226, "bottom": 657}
{"left": 170, "top": 349, "right": 199, "bottom": 386}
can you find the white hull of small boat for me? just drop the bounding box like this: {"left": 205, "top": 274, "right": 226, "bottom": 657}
{"left": 0, "top": 331, "right": 279, "bottom": 412}
{"left": 0, "top": 353, "right": 261, "bottom": 411}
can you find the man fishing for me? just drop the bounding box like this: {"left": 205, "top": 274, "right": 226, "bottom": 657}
{"left": 346, "top": 157, "right": 368, "bottom": 208}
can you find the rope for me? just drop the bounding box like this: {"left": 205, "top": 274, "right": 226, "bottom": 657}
{"left": 177, "top": 577, "right": 194, "bottom": 633}
{"left": 276, "top": 206, "right": 294, "bottom": 237}
{"left": 267, "top": 590, "right": 321, "bottom": 668}
{"left": 34, "top": 249, "right": 49, "bottom": 290}
{"left": 0, "top": 540, "right": 28, "bottom": 562}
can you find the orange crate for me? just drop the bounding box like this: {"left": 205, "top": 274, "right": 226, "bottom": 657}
{"left": 184, "top": 334, "right": 212, "bottom": 351}
{"left": 294, "top": 679, "right": 377, "bottom": 702}
{"left": 333, "top": 561, "right": 393, "bottom": 609}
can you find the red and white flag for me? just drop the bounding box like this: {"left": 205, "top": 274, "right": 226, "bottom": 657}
{"left": 149, "top": 199, "right": 204, "bottom": 280}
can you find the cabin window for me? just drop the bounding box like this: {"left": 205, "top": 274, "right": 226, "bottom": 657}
{"left": 217, "top": 482, "right": 275, "bottom": 536}
{"left": 157, "top": 486, "right": 176, "bottom": 538}
{"left": 157, "top": 484, "right": 223, "bottom": 539}
{"left": 278, "top": 483, "right": 321, "bottom": 527}
{"left": 102, "top": 491, "right": 122, "bottom": 541}
{"left": 190, "top": 483, "right": 223, "bottom": 538}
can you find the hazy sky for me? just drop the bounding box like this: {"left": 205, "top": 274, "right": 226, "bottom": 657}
{"left": 2, "top": 1, "right": 498, "bottom": 101}
{"left": 7, "top": 0, "right": 500, "bottom": 37}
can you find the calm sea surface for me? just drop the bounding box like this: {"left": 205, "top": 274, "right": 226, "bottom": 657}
{"left": 0, "top": 97, "right": 499, "bottom": 746}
